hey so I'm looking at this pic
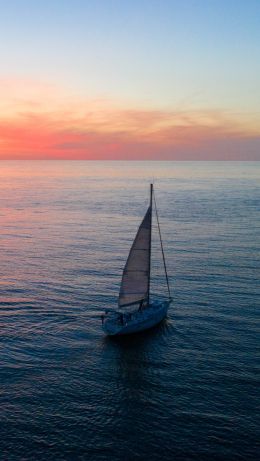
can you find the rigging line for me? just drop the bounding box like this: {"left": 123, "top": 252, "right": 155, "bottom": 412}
{"left": 153, "top": 190, "right": 172, "bottom": 300}
{"left": 147, "top": 183, "right": 153, "bottom": 308}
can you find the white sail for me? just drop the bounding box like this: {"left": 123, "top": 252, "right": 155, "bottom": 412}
{"left": 119, "top": 206, "right": 152, "bottom": 310}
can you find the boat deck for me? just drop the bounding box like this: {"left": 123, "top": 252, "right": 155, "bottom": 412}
{"left": 102, "top": 299, "right": 171, "bottom": 335}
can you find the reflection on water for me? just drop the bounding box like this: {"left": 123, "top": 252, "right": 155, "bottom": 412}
{"left": 0, "top": 161, "right": 259, "bottom": 460}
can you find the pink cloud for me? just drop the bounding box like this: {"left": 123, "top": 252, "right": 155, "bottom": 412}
{"left": 0, "top": 79, "right": 259, "bottom": 160}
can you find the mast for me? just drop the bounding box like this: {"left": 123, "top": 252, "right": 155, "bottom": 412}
{"left": 147, "top": 183, "right": 153, "bottom": 307}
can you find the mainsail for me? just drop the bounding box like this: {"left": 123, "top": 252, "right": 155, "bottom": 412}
{"left": 119, "top": 205, "right": 152, "bottom": 310}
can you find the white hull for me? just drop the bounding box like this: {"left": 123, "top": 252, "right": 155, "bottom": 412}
{"left": 102, "top": 300, "right": 171, "bottom": 336}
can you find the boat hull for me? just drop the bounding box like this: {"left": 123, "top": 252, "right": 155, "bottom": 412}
{"left": 102, "top": 300, "right": 171, "bottom": 336}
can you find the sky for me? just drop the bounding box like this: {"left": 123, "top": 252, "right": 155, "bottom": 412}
{"left": 0, "top": 0, "right": 259, "bottom": 160}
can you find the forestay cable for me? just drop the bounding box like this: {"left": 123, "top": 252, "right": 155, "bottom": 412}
{"left": 153, "top": 190, "right": 172, "bottom": 300}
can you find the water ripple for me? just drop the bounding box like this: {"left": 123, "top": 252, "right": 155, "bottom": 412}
{"left": 0, "top": 161, "right": 259, "bottom": 461}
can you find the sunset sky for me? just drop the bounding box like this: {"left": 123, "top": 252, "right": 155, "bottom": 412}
{"left": 0, "top": 0, "right": 259, "bottom": 160}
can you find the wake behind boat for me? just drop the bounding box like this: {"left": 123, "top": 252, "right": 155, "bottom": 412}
{"left": 102, "top": 184, "right": 172, "bottom": 336}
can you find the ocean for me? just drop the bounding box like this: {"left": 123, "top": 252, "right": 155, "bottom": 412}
{"left": 0, "top": 161, "right": 259, "bottom": 461}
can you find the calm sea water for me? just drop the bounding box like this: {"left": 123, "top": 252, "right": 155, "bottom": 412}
{"left": 0, "top": 161, "right": 259, "bottom": 461}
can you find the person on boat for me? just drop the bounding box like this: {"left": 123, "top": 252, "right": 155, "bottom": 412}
{"left": 138, "top": 299, "right": 144, "bottom": 311}
{"left": 119, "top": 314, "right": 124, "bottom": 325}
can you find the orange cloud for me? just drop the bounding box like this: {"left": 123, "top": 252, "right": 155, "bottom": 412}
{"left": 0, "top": 79, "right": 259, "bottom": 160}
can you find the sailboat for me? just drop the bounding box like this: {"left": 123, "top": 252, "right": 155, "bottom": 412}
{"left": 102, "top": 184, "right": 172, "bottom": 336}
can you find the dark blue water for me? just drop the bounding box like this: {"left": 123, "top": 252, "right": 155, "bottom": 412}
{"left": 0, "top": 161, "right": 259, "bottom": 461}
